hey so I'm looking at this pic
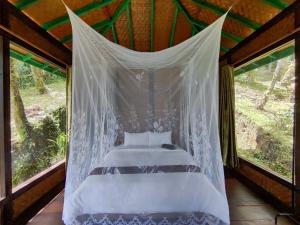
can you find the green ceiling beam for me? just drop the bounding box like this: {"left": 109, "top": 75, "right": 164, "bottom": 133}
{"left": 173, "top": 0, "right": 242, "bottom": 43}
{"left": 111, "top": 24, "right": 118, "bottom": 44}
{"left": 192, "top": 26, "right": 198, "bottom": 36}
{"left": 261, "top": 0, "right": 288, "bottom": 10}
{"left": 14, "top": 0, "right": 39, "bottom": 10}
{"left": 169, "top": 7, "right": 179, "bottom": 47}
{"left": 221, "top": 46, "right": 229, "bottom": 53}
{"left": 102, "top": 0, "right": 130, "bottom": 35}
{"left": 111, "top": 0, "right": 130, "bottom": 22}
{"left": 173, "top": 0, "right": 231, "bottom": 53}
{"left": 191, "top": 0, "right": 260, "bottom": 30}
{"left": 60, "top": 20, "right": 111, "bottom": 44}
{"left": 192, "top": 20, "right": 242, "bottom": 43}
{"left": 22, "top": 54, "right": 33, "bottom": 62}
{"left": 42, "top": 63, "right": 49, "bottom": 69}
{"left": 92, "top": 20, "right": 112, "bottom": 30}
{"left": 235, "top": 45, "right": 294, "bottom": 75}
{"left": 42, "top": 0, "right": 118, "bottom": 30}
{"left": 173, "top": 0, "right": 197, "bottom": 31}
{"left": 60, "top": 35, "right": 73, "bottom": 44}
{"left": 10, "top": 50, "right": 65, "bottom": 77}
{"left": 221, "top": 30, "right": 243, "bottom": 43}
{"left": 126, "top": 4, "right": 134, "bottom": 49}
{"left": 150, "top": 0, "right": 155, "bottom": 51}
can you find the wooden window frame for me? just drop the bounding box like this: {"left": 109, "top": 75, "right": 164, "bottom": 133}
{"left": 0, "top": 39, "right": 68, "bottom": 224}
{"left": 234, "top": 39, "right": 300, "bottom": 191}
{"left": 0, "top": 1, "right": 71, "bottom": 224}
{"left": 233, "top": 40, "right": 296, "bottom": 188}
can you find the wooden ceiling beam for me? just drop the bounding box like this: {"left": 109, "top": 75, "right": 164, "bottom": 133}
{"left": 192, "top": 20, "right": 242, "bottom": 43}
{"left": 191, "top": 0, "right": 261, "bottom": 30}
{"left": 173, "top": 0, "right": 197, "bottom": 33}
{"left": 221, "top": 0, "right": 300, "bottom": 66}
{"left": 14, "top": 0, "right": 39, "bottom": 10}
{"left": 126, "top": 4, "right": 134, "bottom": 49}
{"left": 261, "top": 0, "right": 288, "bottom": 10}
{"left": 221, "top": 46, "right": 229, "bottom": 53}
{"left": 42, "top": 0, "right": 118, "bottom": 31}
{"left": 22, "top": 53, "right": 33, "bottom": 62}
{"left": 169, "top": 7, "right": 179, "bottom": 47}
{"left": 102, "top": 0, "right": 130, "bottom": 35}
{"left": 61, "top": 0, "right": 130, "bottom": 45}
{"left": 10, "top": 49, "right": 65, "bottom": 76}
{"left": 173, "top": 0, "right": 234, "bottom": 52}
{"left": 1, "top": 1, "right": 71, "bottom": 66}
{"left": 111, "top": 24, "right": 118, "bottom": 44}
{"left": 235, "top": 45, "right": 294, "bottom": 75}
{"left": 102, "top": 5, "right": 118, "bottom": 44}
{"left": 173, "top": 0, "right": 242, "bottom": 43}
{"left": 61, "top": 20, "right": 111, "bottom": 44}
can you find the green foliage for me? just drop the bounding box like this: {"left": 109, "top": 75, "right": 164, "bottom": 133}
{"left": 52, "top": 106, "right": 66, "bottom": 133}
{"left": 12, "top": 110, "right": 67, "bottom": 186}
{"left": 11, "top": 58, "right": 34, "bottom": 89}
{"left": 10, "top": 57, "right": 67, "bottom": 187}
{"left": 10, "top": 58, "right": 66, "bottom": 90}
{"left": 235, "top": 55, "right": 294, "bottom": 179}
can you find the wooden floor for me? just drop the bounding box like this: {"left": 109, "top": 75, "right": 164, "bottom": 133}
{"left": 27, "top": 176, "right": 296, "bottom": 225}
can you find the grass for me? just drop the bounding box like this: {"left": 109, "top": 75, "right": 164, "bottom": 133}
{"left": 238, "top": 148, "right": 292, "bottom": 178}
{"left": 20, "top": 80, "right": 66, "bottom": 113}
{"left": 11, "top": 80, "right": 66, "bottom": 140}
{"left": 236, "top": 98, "right": 293, "bottom": 147}
{"left": 235, "top": 79, "right": 294, "bottom": 179}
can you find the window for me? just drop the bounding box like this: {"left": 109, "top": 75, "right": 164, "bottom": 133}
{"left": 235, "top": 42, "right": 295, "bottom": 180}
{"left": 10, "top": 44, "right": 67, "bottom": 187}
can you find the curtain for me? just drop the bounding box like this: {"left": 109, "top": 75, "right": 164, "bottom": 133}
{"left": 219, "top": 65, "right": 239, "bottom": 168}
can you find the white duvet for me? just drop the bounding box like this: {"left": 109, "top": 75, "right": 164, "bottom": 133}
{"left": 63, "top": 147, "right": 230, "bottom": 224}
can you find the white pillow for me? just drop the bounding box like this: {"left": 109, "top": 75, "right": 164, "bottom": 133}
{"left": 149, "top": 131, "right": 172, "bottom": 146}
{"left": 124, "top": 132, "right": 149, "bottom": 146}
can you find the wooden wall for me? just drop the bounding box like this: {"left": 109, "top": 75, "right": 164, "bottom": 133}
{"left": 12, "top": 162, "right": 65, "bottom": 225}
{"left": 222, "top": 0, "right": 300, "bottom": 219}
{"left": 0, "top": 1, "right": 70, "bottom": 225}
{"left": 221, "top": 1, "right": 300, "bottom": 67}
{"left": 0, "top": 1, "right": 71, "bottom": 67}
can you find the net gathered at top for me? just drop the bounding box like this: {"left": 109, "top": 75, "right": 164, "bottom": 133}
{"left": 64, "top": 6, "right": 227, "bottom": 220}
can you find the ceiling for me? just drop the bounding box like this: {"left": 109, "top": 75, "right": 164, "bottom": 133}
{"left": 8, "top": 0, "right": 295, "bottom": 57}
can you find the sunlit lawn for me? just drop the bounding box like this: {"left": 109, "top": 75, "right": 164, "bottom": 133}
{"left": 19, "top": 80, "right": 66, "bottom": 113}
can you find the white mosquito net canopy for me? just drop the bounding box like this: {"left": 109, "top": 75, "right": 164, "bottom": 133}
{"left": 64, "top": 6, "right": 228, "bottom": 222}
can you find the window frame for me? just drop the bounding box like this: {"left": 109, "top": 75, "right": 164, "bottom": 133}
{"left": 0, "top": 37, "right": 68, "bottom": 224}
{"left": 233, "top": 40, "right": 297, "bottom": 188}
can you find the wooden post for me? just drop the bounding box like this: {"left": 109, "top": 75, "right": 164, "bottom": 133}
{"left": 294, "top": 4, "right": 300, "bottom": 217}
{"left": 66, "top": 66, "right": 72, "bottom": 168}
{"left": 0, "top": 35, "right": 6, "bottom": 225}
{"left": 0, "top": 1, "right": 13, "bottom": 224}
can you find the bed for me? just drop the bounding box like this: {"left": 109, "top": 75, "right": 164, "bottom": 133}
{"left": 64, "top": 146, "right": 229, "bottom": 225}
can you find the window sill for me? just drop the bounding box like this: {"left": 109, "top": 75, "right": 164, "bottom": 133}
{"left": 238, "top": 156, "right": 293, "bottom": 189}
{"left": 11, "top": 160, "right": 65, "bottom": 200}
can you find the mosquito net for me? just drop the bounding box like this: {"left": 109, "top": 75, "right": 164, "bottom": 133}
{"left": 64, "top": 6, "right": 228, "bottom": 224}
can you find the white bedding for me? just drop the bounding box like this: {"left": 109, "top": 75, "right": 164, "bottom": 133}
{"left": 63, "top": 147, "right": 229, "bottom": 224}
{"left": 104, "top": 145, "right": 196, "bottom": 166}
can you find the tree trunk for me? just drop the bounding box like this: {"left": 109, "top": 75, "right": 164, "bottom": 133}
{"left": 280, "top": 59, "right": 294, "bottom": 88}
{"left": 10, "top": 60, "right": 32, "bottom": 142}
{"left": 257, "top": 60, "right": 283, "bottom": 110}
{"left": 246, "top": 70, "right": 255, "bottom": 84}
{"left": 31, "top": 66, "right": 48, "bottom": 94}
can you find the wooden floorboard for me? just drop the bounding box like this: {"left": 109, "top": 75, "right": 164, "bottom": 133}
{"left": 26, "top": 176, "right": 296, "bottom": 225}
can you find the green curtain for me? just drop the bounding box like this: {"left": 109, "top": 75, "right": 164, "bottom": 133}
{"left": 219, "top": 65, "right": 239, "bottom": 168}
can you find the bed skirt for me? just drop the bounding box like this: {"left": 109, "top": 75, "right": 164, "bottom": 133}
{"left": 71, "top": 212, "right": 227, "bottom": 225}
